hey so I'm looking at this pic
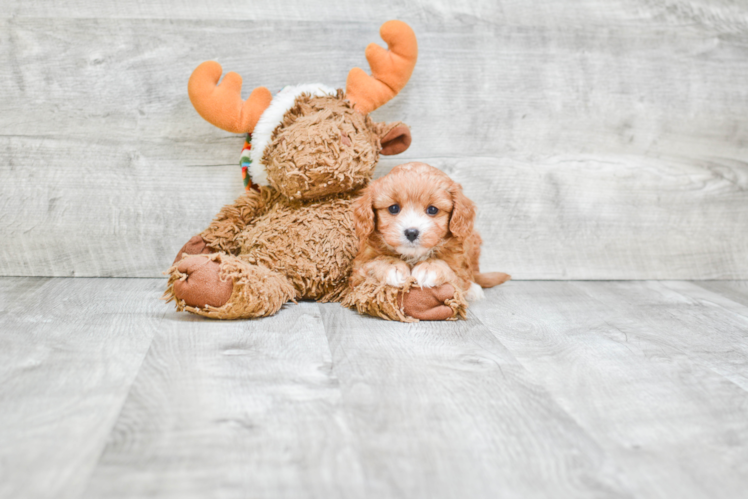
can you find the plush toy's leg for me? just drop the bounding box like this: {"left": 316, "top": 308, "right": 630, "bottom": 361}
{"left": 342, "top": 277, "right": 468, "bottom": 322}
{"left": 163, "top": 253, "right": 296, "bottom": 319}
{"left": 200, "top": 187, "right": 280, "bottom": 254}
{"left": 169, "top": 188, "right": 280, "bottom": 267}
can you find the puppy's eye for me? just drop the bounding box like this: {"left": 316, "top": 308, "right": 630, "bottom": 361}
{"left": 426, "top": 205, "right": 439, "bottom": 215}
{"left": 388, "top": 204, "right": 400, "bottom": 215}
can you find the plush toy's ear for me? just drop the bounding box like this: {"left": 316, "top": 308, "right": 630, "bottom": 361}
{"left": 449, "top": 181, "right": 476, "bottom": 239}
{"left": 376, "top": 121, "right": 412, "bottom": 155}
{"left": 353, "top": 186, "right": 376, "bottom": 242}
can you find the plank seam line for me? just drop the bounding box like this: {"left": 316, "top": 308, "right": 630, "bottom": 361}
{"left": 73, "top": 308, "right": 163, "bottom": 495}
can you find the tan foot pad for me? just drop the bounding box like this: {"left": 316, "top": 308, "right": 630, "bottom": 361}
{"left": 172, "top": 255, "right": 233, "bottom": 308}
{"left": 400, "top": 284, "right": 458, "bottom": 321}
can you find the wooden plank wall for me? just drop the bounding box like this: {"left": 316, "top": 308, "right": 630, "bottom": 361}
{"left": 1, "top": 0, "right": 747, "bottom": 279}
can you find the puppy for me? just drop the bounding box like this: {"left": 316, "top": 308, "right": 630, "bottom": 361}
{"left": 351, "top": 161, "right": 510, "bottom": 302}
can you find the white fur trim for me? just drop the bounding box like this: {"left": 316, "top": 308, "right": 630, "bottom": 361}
{"left": 465, "top": 282, "right": 485, "bottom": 302}
{"left": 247, "top": 83, "right": 337, "bottom": 186}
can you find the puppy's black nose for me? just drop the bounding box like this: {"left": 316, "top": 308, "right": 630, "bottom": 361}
{"left": 404, "top": 228, "right": 419, "bottom": 242}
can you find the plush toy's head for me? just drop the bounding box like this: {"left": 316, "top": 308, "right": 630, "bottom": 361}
{"left": 187, "top": 20, "right": 418, "bottom": 201}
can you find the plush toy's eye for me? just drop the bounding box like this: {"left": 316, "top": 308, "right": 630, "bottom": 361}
{"left": 388, "top": 204, "right": 400, "bottom": 215}
{"left": 426, "top": 205, "right": 439, "bottom": 215}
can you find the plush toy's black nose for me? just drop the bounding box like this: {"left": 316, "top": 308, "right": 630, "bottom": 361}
{"left": 404, "top": 228, "right": 419, "bottom": 242}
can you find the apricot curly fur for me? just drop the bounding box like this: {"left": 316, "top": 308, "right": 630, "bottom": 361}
{"left": 344, "top": 162, "right": 507, "bottom": 321}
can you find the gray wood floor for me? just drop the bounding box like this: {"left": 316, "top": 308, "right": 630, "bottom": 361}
{"left": 1, "top": 277, "right": 747, "bottom": 498}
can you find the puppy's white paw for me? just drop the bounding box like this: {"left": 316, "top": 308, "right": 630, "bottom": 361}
{"left": 465, "top": 282, "right": 485, "bottom": 302}
{"left": 412, "top": 265, "right": 439, "bottom": 287}
{"left": 385, "top": 266, "right": 408, "bottom": 287}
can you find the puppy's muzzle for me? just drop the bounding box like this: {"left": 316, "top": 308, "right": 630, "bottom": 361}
{"left": 404, "top": 228, "right": 419, "bottom": 242}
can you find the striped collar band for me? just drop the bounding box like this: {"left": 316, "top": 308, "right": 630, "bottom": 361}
{"left": 239, "top": 134, "right": 255, "bottom": 191}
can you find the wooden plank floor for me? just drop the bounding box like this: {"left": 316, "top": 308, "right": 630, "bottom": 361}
{"left": 1, "top": 278, "right": 747, "bottom": 497}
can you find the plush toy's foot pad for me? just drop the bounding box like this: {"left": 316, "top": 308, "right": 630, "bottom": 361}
{"left": 164, "top": 253, "right": 296, "bottom": 320}
{"left": 400, "top": 284, "right": 457, "bottom": 321}
{"left": 172, "top": 234, "right": 212, "bottom": 266}
{"left": 172, "top": 255, "right": 233, "bottom": 308}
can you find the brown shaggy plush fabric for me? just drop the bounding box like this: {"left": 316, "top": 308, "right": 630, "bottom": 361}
{"left": 235, "top": 192, "right": 359, "bottom": 302}
{"left": 264, "top": 92, "right": 381, "bottom": 201}
{"left": 201, "top": 187, "right": 281, "bottom": 255}
{"left": 341, "top": 276, "right": 468, "bottom": 322}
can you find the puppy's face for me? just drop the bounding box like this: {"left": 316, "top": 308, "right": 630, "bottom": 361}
{"left": 354, "top": 162, "right": 476, "bottom": 260}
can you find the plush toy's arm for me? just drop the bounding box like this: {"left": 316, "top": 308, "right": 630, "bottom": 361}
{"left": 343, "top": 276, "right": 467, "bottom": 322}
{"left": 342, "top": 252, "right": 468, "bottom": 322}
{"left": 199, "top": 186, "right": 280, "bottom": 255}
{"left": 342, "top": 272, "right": 415, "bottom": 322}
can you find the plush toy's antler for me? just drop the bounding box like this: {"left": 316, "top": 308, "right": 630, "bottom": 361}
{"left": 188, "top": 61, "right": 273, "bottom": 133}
{"left": 346, "top": 20, "right": 418, "bottom": 115}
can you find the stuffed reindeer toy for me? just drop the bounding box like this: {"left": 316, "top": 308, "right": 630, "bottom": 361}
{"left": 165, "top": 21, "right": 463, "bottom": 321}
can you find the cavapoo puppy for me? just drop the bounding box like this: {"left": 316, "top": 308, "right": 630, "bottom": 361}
{"left": 350, "top": 162, "right": 510, "bottom": 309}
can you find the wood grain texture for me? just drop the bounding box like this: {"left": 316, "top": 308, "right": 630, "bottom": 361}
{"left": 1, "top": 2, "right": 748, "bottom": 278}
{"left": 5, "top": 0, "right": 748, "bottom": 33}
{"left": 582, "top": 280, "right": 748, "bottom": 391}
{"left": 0, "top": 135, "right": 242, "bottom": 277}
{"left": 470, "top": 281, "right": 748, "bottom": 497}
{"left": 0, "top": 277, "right": 159, "bottom": 497}
{"left": 84, "top": 301, "right": 365, "bottom": 498}
{"left": 398, "top": 155, "right": 748, "bottom": 279}
{"left": 317, "top": 303, "right": 627, "bottom": 497}
{"left": 2, "top": 277, "right": 748, "bottom": 496}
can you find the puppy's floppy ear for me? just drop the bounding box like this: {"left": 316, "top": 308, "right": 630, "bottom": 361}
{"left": 353, "top": 185, "right": 376, "bottom": 241}
{"left": 375, "top": 121, "right": 412, "bottom": 156}
{"left": 449, "top": 181, "right": 476, "bottom": 239}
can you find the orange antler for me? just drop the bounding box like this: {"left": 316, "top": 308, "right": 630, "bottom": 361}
{"left": 187, "top": 61, "right": 273, "bottom": 133}
{"left": 346, "top": 20, "right": 418, "bottom": 115}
